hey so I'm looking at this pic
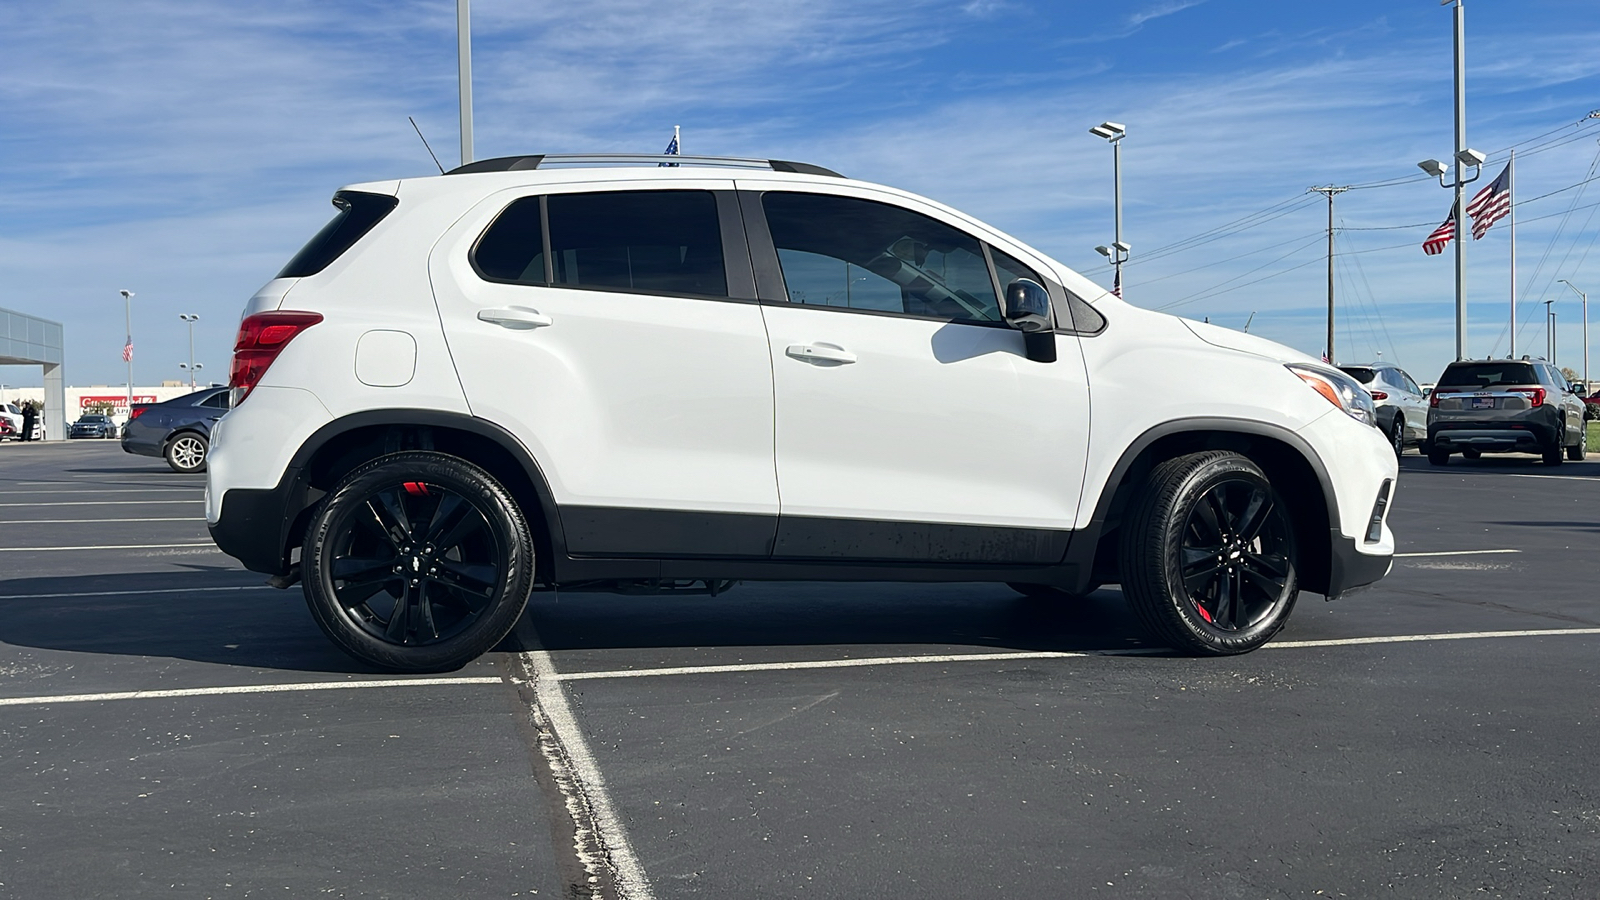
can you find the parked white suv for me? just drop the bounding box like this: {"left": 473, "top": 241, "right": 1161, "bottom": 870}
{"left": 206, "top": 153, "right": 1397, "bottom": 671}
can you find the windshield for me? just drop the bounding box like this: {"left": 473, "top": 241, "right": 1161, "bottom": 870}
{"left": 1439, "top": 362, "right": 1538, "bottom": 389}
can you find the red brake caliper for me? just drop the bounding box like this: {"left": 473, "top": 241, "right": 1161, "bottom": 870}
{"left": 403, "top": 482, "right": 430, "bottom": 496}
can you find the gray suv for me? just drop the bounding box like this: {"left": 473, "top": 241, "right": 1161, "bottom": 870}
{"left": 1339, "top": 362, "right": 1428, "bottom": 458}
{"left": 1426, "top": 359, "right": 1587, "bottom": 465}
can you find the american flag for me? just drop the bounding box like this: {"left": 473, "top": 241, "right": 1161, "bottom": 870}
{"left": 658, "top": 130, "right": 679, "bottom": 168}
{"left": 122, "top": 337, "right": 133, "bottom": 363}
{"left": 1466, "top": 162, "right": 1512, "bottom": 239}
{"left": 1111, "top": 267, "right": 1122, "bottom": 298}
{"left": 1422, "top": 203, "right": 1456, "bottom": 256}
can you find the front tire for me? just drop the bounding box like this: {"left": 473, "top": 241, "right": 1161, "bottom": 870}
{"left": 1568, "top": 424, "right": 1587, "bottom": 461}
{"left": 165, "top": 433, "right": 209, "bottom": 473}
{"left": 1428, "top": 446, "right": 1450, "bottom": 466}
{"left": 1118, "top": 451, "right": 1299, "bottom": 655}
{"left": 1389, "top": 419, "right": 1405, "bottom": 458}
{"left": 301, "top": 451, "right": 535, "bottom": 672}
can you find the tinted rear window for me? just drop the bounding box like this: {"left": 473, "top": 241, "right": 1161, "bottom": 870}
{"left": 473, "top": 197, "right": 546, "bottom": 284}
{"left": 1439, "top": 362, "right": 1538, "bottom": 388}
{"left": 1339, "top": 367, "right": 1377, "bottom": 385}
{"left": 277, "top": 190, "right": 399, "bottom": 278}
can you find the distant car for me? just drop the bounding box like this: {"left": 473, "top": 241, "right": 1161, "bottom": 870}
{"left": 1426, "top": 358, "right": 1587, "bottom": 465}
{"left": 1584, "top": 391, "right": 1600, "bottom": 421}
{"left": 0, "top": 403, "right": 42, "bottom": 441}
{"left": 1338, "top": 362, "right": 1428, "bottom": 458}
{"left": 69, "top": 413, "right": 119, "bottom": 439}
{"left": 120, "top": 387, "right": 231, "bottom": 472}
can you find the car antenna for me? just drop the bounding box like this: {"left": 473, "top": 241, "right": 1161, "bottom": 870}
{"left": 1243, "top": 311, "right": 1256, "bottom": 333}
{"left": 409, "top": 116, "right": 446, "bottom": 174}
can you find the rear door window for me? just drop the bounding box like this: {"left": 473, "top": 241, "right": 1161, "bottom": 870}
{"left": 546, "top": 191, "right": 727, "bottom": 297}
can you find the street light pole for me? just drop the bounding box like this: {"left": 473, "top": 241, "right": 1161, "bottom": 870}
{"left": 457, "top": 0, "right": 473, "bottom": 167}
{"left": 1089, "top": 122, "right": 1129, "bottom": 297}
{"left": 119, "top": 289, "right": 134, "bottom": 416}
{"left": 179, "top": 314, "right": 199, "bottom": 388}
{"left": 1451, "top": 0, "right": 1468, "bottom": 360}
{"left": 1545, "top": 299, "right": 1555, "bottom": 365}
{"left": 1559, "top": 280, "right": 1588, "bottom": 390}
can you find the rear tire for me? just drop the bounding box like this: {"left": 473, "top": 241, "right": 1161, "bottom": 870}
{"left": 1389, "top": 419, "right": 1405, "bottom": 458}
{"left": 165, "top": 433, "right": 209, "bottom": 473}
{"left": 1568, "top": 424, "right": 1587, "bottom": 461}
{"left": 1427, "top": 446, "right": 1450, "bottom": 466}
{"left": 1118, "top": 451, "right": 1299, "bottom": 656}
{"left": 301, "top": 451, "right": 535, "bottom": 672}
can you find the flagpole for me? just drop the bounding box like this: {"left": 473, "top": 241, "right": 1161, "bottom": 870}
{"left": 674, "top": 125, "right": 680, "bottom": 156}
{"left": 1508, "top": 149, "right": 1516, "bottom": 359}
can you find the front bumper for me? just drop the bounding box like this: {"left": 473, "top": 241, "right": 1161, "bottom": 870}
{"left": 1326, "top": 531, "right": 1393, "bottom": 600}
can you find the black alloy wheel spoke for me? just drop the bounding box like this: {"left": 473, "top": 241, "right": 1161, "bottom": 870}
{"left": 1180, "top": 477, "right": 1292, "bottom": 633}
{"left": 1192, "top": 492, "right": 1227, "bottom": 543}
{"left": 364, "top": 496, "right": 409, "bottom": 551}
{"left": 1236, "top": 490, "right": 1274, "bottom": 543}
{"left": 423, "top": 494, "right": 481, "bottom": 551}
{"left": 434, "top": 560, "right": 497, "bottom": 595}
{"left": 331, "top": 555, "right": 398, "bottom": 583}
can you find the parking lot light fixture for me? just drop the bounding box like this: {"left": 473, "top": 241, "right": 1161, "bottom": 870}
{"left": 1559, "top": 280, "right": 1587, "bottom": 390}
{"left": 179, "top": 313, "right": 200, "bottom": 388}
{"left": 1090, "top": 122, "right": 1129, "bottom": 297}
{"left": 1417, "top": 158, "right": 1449, "bottom": 179}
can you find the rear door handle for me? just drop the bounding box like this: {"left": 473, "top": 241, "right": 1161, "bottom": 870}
{"left": 477, "top": 306, "right": 552, "bottom": 329}
{"left": 786, "top": 343, "right": 857, "bottom": 365}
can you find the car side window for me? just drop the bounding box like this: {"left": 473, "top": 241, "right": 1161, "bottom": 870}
{"left": 547, "top": 190, "right": 727, "bottom": 297}
{"left": 473, "top": 196, "right": 546, "bottom": 284}
{"left": 200, "top": 393, "right": 230, "bottom": 410}
{"left": 1401, "top": 372, "right": 1422, "bottom": 395}
{"left": 762, "top": 192, "right": 1001, "bottom": 324}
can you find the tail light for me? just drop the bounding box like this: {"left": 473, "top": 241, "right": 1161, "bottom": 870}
{"left": 230, "top": 311, "right": 324, "bottom": 405}
{"left": 1369, "top": 390, "right": 1388, "bottom": 401}
{"left": 129, "top": 407, "right": 147, "bottom": 420}
{"left": 1511, "top": 387, "right": 1545, "bottom": 407}
{"left": 1429, "top": 392, "right": 1444, "bottom": 408}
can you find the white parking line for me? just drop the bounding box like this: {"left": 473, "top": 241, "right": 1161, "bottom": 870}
{"left": 549, "top": 627, "right": 1600, "bottom": 682}
{"left": 0, "top": 542, "right": 218, "bottom": 552}
{"left": 0, "top": 585, "right": 273, "bottom": 601}
{"left": 0, "top": 517, "right": 206, "bottom": 524}
{"left": 0, "top": 677, "right": 501, "bottom": 708}
{"left": 1395, "top": 549, "right": 1521, "bottom": 558}
{"left": 0, "top": 488, "right": 203, "bottom": 495}
{"left": 0, "top": 500, "right": 203, "bottom": 507}
{"left": 514, "top": 649, "right": 655, "bottom": 900}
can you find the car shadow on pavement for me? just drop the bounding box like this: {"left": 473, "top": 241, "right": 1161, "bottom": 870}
{"left": 0, "top": 569, "right": 376, "bottom": 674}
{"left": 513, "top": 581, "right": 1162, "bottom": 656}
{"left": 1400, "top": 456, "right": 1600, "bottom": 475}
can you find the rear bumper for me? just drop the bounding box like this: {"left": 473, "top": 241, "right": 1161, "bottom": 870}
{"left": 207, "top": 476, "right": 302, "bottom": 575}
{"left": 1429, "top": 424, "right": 1557, "bottom": 453}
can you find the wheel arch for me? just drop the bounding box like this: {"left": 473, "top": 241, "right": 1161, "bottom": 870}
{"left": 278, "top": 410, "right": 566, "bottom": 581}
{"left": 1067, "top": 418, "right": 1339, "bottom": 596}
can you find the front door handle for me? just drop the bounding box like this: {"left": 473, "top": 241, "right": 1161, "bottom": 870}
{"left": 477, "top": 306, "right": 553, "bottom": 329}
{"left": 786, "top": 343, "right": 857, "bottom": 365}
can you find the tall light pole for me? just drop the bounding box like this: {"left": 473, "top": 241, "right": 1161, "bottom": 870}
{"left": 1544, "top": 299, "right": 1556, "bottom": 366}
{"left": 457, "top": 0, "right": 473, "bottom": 167}
{"left": 1418, "top": 0, "right": 1483, "bottom": 361}
{"left": 119, "top": 289, "right": 134, "bottom": 416}
{"left": 1089, "top": 122, "right": 1129, "bottom": 297}
{"left": 1559, "top": 280, "right": 1587, "bottom": 390}
{"left": 179, "top": 313, "right": 200, "bottom": 388}
{"left": 1309, "top": 185, "right": 1350, "bottom": 363}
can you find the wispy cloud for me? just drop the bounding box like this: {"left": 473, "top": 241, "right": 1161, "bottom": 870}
{"left": 1062, "top": 0, "right": 1206, "bottom": 44}
{"left": 1127, "top": 0, "right": 1205, "bottom": 29}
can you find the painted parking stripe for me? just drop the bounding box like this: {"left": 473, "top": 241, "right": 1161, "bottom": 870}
{"left": 0, "top": 517, "right": 205, "bottom": 524}
{"left": 0, "top": 542, "right": 219, "bottom": 552}
{"left": 0, "top": 500, "right": 203, "bottom": 507}
{"left": 0, "top": 488, "right": 203, "bottom": 495}
{"left": 550, "top": 628, "right": 1600, "bottom": 682}
{"left": 0, "top": 677, "right": 502, "bottom": 708}
{"left": 513, "top": 649, "right": 656, "bottom": 900}
{"left": 0, "top": 585, "right": 273, "bottom": 601}
{"left": 1394, "top": 549, "right": 1520, "bottom": 558}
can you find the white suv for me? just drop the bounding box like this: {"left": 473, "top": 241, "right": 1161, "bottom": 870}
{"left": 206, "top": 153, "right": 1397, "bottom": 671}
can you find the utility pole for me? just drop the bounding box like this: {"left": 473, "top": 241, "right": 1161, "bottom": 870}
{"left": 457, "top": 0, "right": 473, "bottom": 167}
{"left": 1309, "top": 186, "right": 1350, "bottom": 364}
{"left": 179, "top": 314, "right": 199, "bottom": 388}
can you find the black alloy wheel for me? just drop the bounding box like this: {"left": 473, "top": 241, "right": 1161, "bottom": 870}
{"left": 302, "top": 451, "right": 535, "bottom": 671}
{"left": 1120, "top": 451, "right": 1300, "bottom": 655}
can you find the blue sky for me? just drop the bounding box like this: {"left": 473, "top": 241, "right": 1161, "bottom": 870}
{"left": 3, "top": 0, "right": 1600, "bottom": 388}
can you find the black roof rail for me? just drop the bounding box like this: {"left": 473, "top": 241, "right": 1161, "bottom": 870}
{"left": 443, "top": 153, "right": 843, "bottom": 178}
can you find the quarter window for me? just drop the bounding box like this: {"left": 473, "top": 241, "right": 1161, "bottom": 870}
{"left": 547, "top": 191, "right": 727, "bottom": 297}
{"left": 763, "top": 192, "right": 1001, "bottom": 323}
{"left": 473, "top": 197, "right": 547, "bottom": 284}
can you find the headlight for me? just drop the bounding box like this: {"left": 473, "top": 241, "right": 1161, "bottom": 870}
{"left": 1287, "top": 363, "right": 1377, "bottom": 427}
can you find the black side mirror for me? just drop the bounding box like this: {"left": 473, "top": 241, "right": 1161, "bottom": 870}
{"left": 1002, "top": 278, "right": 1057, "bottom": 363}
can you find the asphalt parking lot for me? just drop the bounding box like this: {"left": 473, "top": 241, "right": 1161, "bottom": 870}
{"left": 1, "top": 443, "right": 1597, "bottom": 899}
